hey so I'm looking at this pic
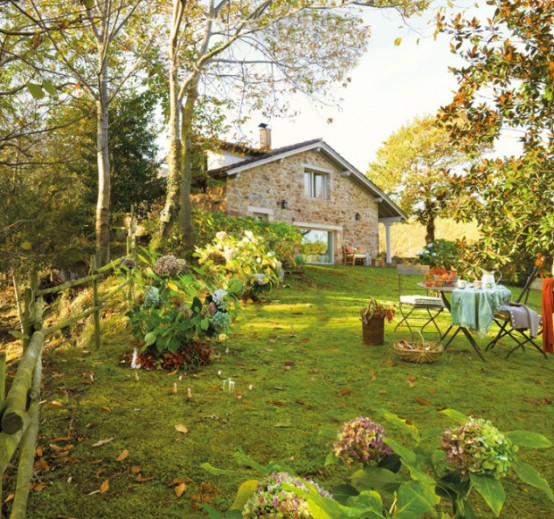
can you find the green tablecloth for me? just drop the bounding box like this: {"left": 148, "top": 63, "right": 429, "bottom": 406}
{"left": 450, "top": 285, "right": 512, "bottom": 335}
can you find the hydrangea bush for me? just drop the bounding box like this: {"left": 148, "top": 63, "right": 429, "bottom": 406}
{"left": 242, "top": 472, "right": 331, "bottom": 519}
{"left": 333, "top": 417, "right": 393, "bottom": 466}
{"left": 195, "top": 230, "right": 284, "bottom": 300}
{"left": 124, "top": 248, "right": 243, "bottom": 369}
{"left": 442, "top": 417, "right": 515, "bottom": 479}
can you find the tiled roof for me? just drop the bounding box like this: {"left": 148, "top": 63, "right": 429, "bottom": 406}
{"left": 208, "top": 138, "right": 323, "bottom": 176}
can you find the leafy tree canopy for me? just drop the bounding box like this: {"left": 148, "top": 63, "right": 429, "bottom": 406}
{"left": 367, "top": 115, "right": 476, "bottom": 243}
{"left": 437, "top": 0, "right": 554, "bottom": 272}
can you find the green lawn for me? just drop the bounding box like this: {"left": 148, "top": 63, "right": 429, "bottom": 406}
{"left": 18, "top": 266, "right": 554, "bottom": 518}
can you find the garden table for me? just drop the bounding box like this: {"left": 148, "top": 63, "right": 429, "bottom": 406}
{"left": 417, "top": 283, "right": 512, "bottom": 362}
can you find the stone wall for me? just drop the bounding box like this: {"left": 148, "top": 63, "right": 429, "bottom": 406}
{"left": 201, "top": 149, "right": 380, "bottom": 264}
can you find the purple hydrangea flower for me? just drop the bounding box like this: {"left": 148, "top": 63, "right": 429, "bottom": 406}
{"left": 333, "top": 417, "right": 392, "bottom": 466}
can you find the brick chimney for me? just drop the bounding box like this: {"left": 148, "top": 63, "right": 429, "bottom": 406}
{"left": 259, "top": 123, "right": 271, "bottom": 151}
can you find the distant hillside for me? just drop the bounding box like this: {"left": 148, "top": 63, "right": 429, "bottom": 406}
{"left": 379, "top": 219, "right": 480, "bottom": 259}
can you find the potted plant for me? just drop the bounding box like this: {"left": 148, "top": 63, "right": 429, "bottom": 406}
{"left": 360, "top": 298, "right": 395, "bottom": 345}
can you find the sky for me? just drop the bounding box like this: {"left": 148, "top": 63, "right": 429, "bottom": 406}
{"left": 241, "top": 2, "right": 488, "bottom": 172}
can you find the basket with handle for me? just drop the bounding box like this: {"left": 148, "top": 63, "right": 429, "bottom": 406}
{"left": 393, "top": 331, "right": 443, "bottom": 363}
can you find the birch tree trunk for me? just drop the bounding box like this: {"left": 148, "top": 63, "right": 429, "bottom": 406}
{"left": 179, "top": 80, "right": 199, "bottom": 250}
{"left": 96, "top": 56, "right": 111, "bottom": 265}
{"left": 159, "top": 0, "right": 183, "bottom": 243}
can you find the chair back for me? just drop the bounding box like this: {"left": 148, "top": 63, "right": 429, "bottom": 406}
{"left": 517, "top": 264, "right": 540, "bottom": 304}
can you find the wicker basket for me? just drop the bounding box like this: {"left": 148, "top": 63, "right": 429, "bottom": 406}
{"left": 393, "top": 334, "right": 443, "bottom": 363}
{"left": 362, "top": 316, "right": 385, "bottom": 345}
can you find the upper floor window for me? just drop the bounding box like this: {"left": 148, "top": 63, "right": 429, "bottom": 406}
{"left": 304, "top": 170, "right": 329, "bottom": 200}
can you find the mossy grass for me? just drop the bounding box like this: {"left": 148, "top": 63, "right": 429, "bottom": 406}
{"left": 16, "top": 266, "right": 554, "bottom": 518}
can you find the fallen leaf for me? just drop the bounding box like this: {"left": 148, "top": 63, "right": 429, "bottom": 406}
{"left": 116, "top": 449, "right": 129, "bottom": 462}
{"left": 33, "top": 459, "right": 49, "bottom": 472}
{"left": 131, "top": 465, "right": 141, "bottom": 474}
{"left": 301, "top": 338, "right": 311, "bottom": 343}
{"left": 274, "top": 422, "right": 291, "bottom": 428}
{"left": 100, "top": 479, "right": 109, "bottom": 494}
{"left": 384, "top": 358, "right": 396, "bottom": 367}
{"left": 32, "top": 483, "right": 46, "bottom": 492}
{"left": 135, "top": 474, "right": 154, "bottom": 483}
{"left": 51, "top": 372, "right": 64, "bottom": 379}
{"left": 167, "top": 369, "right": 178, "bottom": 376}
{"left": 338, "top": 388, "right": 352, "bottom": 396}
{"left": 49, "top": 443, "right": 63, "bottom": 452}
{"left": 50, "top": 400, "right": 63, "bottom": 407}
{"left": 3, "top": 493, "right": 14, "bottom": 505}
{"left": 266, "top": 400, "right": 286, "bottom": 406}
{"left": 407, "top": 375, "right": 417, "bottom": 388}
{"left": 92, "top": 438, "right": 114, "bottom": 448}
{"left": 236, "top": 361, "right": 246, "bottom": 366}
{"left": 96, "top": 468, "right": 106, "bottom": 478}
{"left": 85, "top": 423, "right": 94, "bottom": 429}
{"left": 370, "top": 369, "right": 378, "bottom": 381}
{"left": 35, "top": 446, "right": 43, "bottom": 457}
{"left": 414, "top": 397, "right": 431, "bottom": 406}
{"left": 175, "top": 424, "right": 188, "bottom": 434}
{"left": 175, "top": 483, "right": 187, "bottom": 497}
{"left": 101, "top": 406, "right": 112, "bottom": 413}
{"left": 284, "top": 360, "right": 295, "bottom": 367}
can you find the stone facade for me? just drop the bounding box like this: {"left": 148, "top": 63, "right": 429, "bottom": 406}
{"left": 198, "top": 149, "right": 380, "bottom": 264}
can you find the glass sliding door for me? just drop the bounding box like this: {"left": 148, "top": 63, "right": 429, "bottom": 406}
{"left": 301, "top": 229, "right": 333, "bottom": 264}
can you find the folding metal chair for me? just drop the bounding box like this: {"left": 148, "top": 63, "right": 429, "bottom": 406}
{"left": 486, "top": 265, "right": 548, "bottom": 358}
{"left": 395, "top": 265, "right": 445, "bottom": 337}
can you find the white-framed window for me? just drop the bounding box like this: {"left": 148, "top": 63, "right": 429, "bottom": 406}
{"left": 304, "top": 170, "right": 329, "bottom": 200}
{"left": 247, "top": 206, "right": 273, "bottom": 222}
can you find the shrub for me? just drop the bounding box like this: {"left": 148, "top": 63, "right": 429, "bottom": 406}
{"left": 123, "top": 248, "right": 242, "bottom": 368}
{"left": 193, "top": 209, "right": 303, "bottom": 270}
{"left": 417, "top": 239, "right": 462, "bottom": 271}
{"left": 195, "top": 230, "right": 284, "bottom": 300}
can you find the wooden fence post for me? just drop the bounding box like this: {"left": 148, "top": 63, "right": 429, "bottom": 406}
{"left": 22, "top": 273, "right": 38, "bottom": 349}
{"left": 91, "top": 256, "right": 101, "bottom": 349}
{"left": 126, "top": 207, "right": 136, "bottom": 309}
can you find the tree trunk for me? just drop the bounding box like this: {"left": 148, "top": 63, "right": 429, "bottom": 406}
{"left": 425, "top": 217, "right": 435, "bottom": 245}
{"left": 179, "top": 82, "right": 198, "bottom": 251}
{"left": 95, "top": 58, "right": 111, "bottom": 266}
{"left": 159, "top": 2, "right": 183, "bottom": 243}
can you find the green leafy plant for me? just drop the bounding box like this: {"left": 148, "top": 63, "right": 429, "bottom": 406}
{"left": 417, "top": 239, "right": 462, "bottom": 271}
{"left": 195, "top": 230, "right": 284, "bottom": 300}
{"left": 124, "top": 248, "right": 243, "bottom": 366}
{"left": 361, "top": 298, "right": 395, "bottom": 323}
{"left": 321, "top": 409, "right": 553, "bottom": 518}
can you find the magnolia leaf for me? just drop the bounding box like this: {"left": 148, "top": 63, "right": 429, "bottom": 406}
{"left": 20, "top": 241, "right": 32, "bottom": 251}
{"left": 394, "top": 37, "right": 402, "bottom": 46}
{"left": 92, "top": 438, "right": 114, "bottom": 447}
{"left": 513, "top": 461, "right": 553, "bottom": 501}
{"left": 440, "top": 408, "right": 469, "bottom": 423}
{"left": 230, "top": 479, "right": 259, "bottom": 510}
{"left": 100, "top": 479, "right": 110, "bottom": 494}
{"left": 116, "top": 449, "right": 129, "bottom": 462}
{"left": 175, "top": 424, "right": 188, "bottom": 434}
{"left": 27, "top": 82, "right": 44, "bottom": 99}
{"left": 506, "top": 430, "right": 553, "bottom": 449}
{"left": 469, "top": 474, "right": 505, "bottom": 517}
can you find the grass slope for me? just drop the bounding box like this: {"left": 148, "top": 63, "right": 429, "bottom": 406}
{"left": 16, "top": 266, "right": 554, "bottom": 518}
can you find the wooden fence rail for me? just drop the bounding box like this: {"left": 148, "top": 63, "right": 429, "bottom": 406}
{"left": 0, "top": 215, "right": 136, "bottom": 517}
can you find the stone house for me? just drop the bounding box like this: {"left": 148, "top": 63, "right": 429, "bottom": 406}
{"left": 196, "top": 127, "right": 405, "bottom": 265}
